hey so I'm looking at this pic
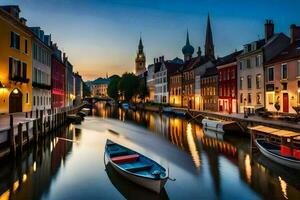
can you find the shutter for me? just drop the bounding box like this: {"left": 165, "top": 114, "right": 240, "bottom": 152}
{"left": 22, "top": 63, "right": 27, "bottom": 79}
{"left": 9, "top": 57, "right": 13, "bottom": 79}
{"left": 18, "top": 61, "right": 21, "bottom": 77}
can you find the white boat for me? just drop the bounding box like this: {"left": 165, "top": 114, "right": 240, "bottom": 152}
{"left": 255, "top": 139, "right": 300, "bottom": 170}
{"left": 202, "top": 118, "right": 241, "bottom": 133}
{"left": 105, "top": 139, "right": 169, "bottom": 193}
{"left": 203, "top": 128, "right": 224, "bottom": 140}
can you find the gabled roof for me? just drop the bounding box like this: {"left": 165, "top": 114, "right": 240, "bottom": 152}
{"left": 202, "top": 66, "right": 218, "bottom": 78}
{"left": 165, "top": 62, "right": 182, "bottom": 75}
{"left": 216, "top": 50, "right": 243, "bottom": 66}
{"left": 266, "top": 40, "right": 300, "bottom": 65}
{"left": 183, "top": 56, "right": 211, "bottom": 72}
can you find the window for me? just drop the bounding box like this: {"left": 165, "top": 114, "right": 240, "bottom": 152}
{"left": 248, "top": 93, "right": 252, "bottom": 104}
{"left": 282, "top": 83, "right": 287, "bottom": 90}
{"left": 240, "top": 77, "right": 243, "bottom": 89}
{"left": 9, "top": 57, "right": 22, "bottom": 78}
{"left": 25, "top": 39, "right": 28, "bottom": 54}
{"left": 10, "top": 32, "right": 20, "bottom": 50}
{"left": 281, "top": 64, "right": 287, "bottom": 79}
{"left": 246, "top": 59, "right": 251, "bottom": 68}
{"left": 239, "top": 61, "right": 243, "bottom": 70}
{"left": 22, "top": 62, "right": 27, "bottom": 78}
{"left": 33, "top": 96, "right": 36, "bottom": 106}
{"left": 256, "top": 55, "right": 261, "bottom": 67}
{"left": 256, "top": 74, "right": 261, "bottom": 89}
{"left": 247, "top": 76, "right": 252, "bottom": 89}
{"left": 256, "top": 93, "right": 262, "bottom": 104}
{"left": 267, "top": 67, "right": 274, "bottom": 82}
{"left": 240, "top": 93, "right": 244, "bottom": 103}
{"left": 268, "top": 93, "right": 274, "bottom": 105}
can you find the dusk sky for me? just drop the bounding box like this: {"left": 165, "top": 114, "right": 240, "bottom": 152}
{"left": 3, "top": 0, "right": 300, "bottom": 81}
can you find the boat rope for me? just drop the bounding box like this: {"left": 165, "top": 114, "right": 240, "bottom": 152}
{"left": 167, "top": 167, "right": 176, "bottom": 181}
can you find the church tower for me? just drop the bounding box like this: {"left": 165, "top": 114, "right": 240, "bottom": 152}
{"left": 205, "top": 14, "right": 215, "bottom": 60}
{"left": 135, "top": 36, "right": 146, "bottom": 75}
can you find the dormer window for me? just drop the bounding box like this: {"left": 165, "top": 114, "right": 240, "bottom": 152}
{"left": 251, "top": 42, "right": 257, "bottom": 51}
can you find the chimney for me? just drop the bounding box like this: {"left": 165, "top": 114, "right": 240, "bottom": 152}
{"left": 290, "top": 24, "right": 300, "bottom": 43}
{"left": 159, "top": 56, "right": 162, "bottom": 63}
{"left": 20, "top": 17, "right": 26, "bottom": 25}
{"left": 153, "top": 58, "right": 156, "bottom": 64}
{"left": 265, "top": 19, "right": 274, "bottom": 42}
{"left": 162, "top": 56, "right": 164, "bottom": 62}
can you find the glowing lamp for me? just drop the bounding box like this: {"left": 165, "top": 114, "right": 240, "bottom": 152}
{"left": 13, "top": 88, "right": 19, "bottom": 94}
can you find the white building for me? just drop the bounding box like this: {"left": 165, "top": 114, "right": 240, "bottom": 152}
{"left": 30, "top": 27, "right": 52, "bottom": 111}
{"left": 154, "top": 57, "right": 168, "bottom": 103}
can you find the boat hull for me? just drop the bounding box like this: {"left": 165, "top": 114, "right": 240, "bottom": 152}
{"left": 255, "top": 139, "right": 300, "bottom": 170}
{"left": 107, "top": 154, "right": 168, "bottom": 193}
{"left": 202, "top": 118, "right": 224, "bottom": 133}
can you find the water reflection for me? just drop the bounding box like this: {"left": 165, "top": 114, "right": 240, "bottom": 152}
{"left": 0, "top": 103, "right": 299, "bottom": 200}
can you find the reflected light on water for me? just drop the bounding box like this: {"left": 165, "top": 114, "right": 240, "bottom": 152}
{"left": 0, "top": 190, "right": 10, "bottom": 200}
{"left": 22, "top": 174, "right": 27, "bottom": 183}
{"left": 186, "top": 123, "right": 201, "bottom": 169}
{"left": 13, "top": 180, "right": 19, "bottom": 192}
{"left": 33, "top": 161, "right": 36, "bottom": 172}
{"left": 244, "top": 155, "right": 252, "bottom": 184}
{"left": 279, "top": 176, "right": 288, "bottom": 199}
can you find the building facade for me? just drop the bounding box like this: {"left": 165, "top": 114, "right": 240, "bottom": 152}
{"left": 237, "top": 20, "right": 290, "bottom": 114}
{"left": 30, "top": 27, "right": 52, "bottom": 111}
{"left": 74, "top": 72, "right": 83, "bottom": 106}
{"left": 146, "top": 64, "right": 155, "bottom": 102}
{"left": 201, "top": 67, "right": 218, "bottom": 111}
{"left": 264, "top": 24, "right": 300, "bottom": 113}
{"left": 217, "top": 51, "right": 242, "bottom": 114}
{"left": 64, "top": 54, "right": 75, "bottom": 107}
{"left": 51, "top": 43, "right": 65, "bottom": 109}
{"left": 169, "top": 70, "right": 183, "bottom": 107}
{"left": 154, "top": 57, "right": 168, "bottom": 103}
{"left": 0, "top": 6, "right": 33, "bottom": 113}
{"left": 135, "top": 37, "right": 146, "bottom": 76}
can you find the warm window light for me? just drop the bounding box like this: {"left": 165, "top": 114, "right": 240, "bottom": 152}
{"left": 13, "top": 88, "right": 19, "bottom": 94}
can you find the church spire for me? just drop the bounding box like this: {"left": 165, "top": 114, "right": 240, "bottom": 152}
{"left": 205, "top": 14, "right": 215, "bottom": 60}
{"left": 182, "top": 30, "right": 194, "bottom": 62}
{"left": 138, "top": 36, "right": 143, "bottom": 54}
{"left": 186, "top": 30, "right": 190, "bottom": 45}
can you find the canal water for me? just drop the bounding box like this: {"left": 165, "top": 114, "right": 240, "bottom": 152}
{"left": 0, "top": 102, "right": 300, "bottom": 200}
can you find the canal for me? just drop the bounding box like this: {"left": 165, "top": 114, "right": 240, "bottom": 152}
{"left": 0, "top": 102, "right": 300, "bottom": 200}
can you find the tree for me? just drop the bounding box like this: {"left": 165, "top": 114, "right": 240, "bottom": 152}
{"left": 138, "top": 77, "right": 149, "bottom": 102}
{"left": 83, "top": 82, "right": 91, "bottom": 97}
{"left": 107, "top": 75, "right": 120, "bottom": 101}
{"left": 118, "top": 73, "right": 139, "bottom": 101}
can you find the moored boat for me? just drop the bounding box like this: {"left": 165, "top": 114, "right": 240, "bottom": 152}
{"left": 255, "top": 138, "right": 300, "bottom": 170}
{"left": 162, "top": 107, "right": 174, "bottom": 114}
{"left": 121, "top": 103, "right": 129, "bottom": 110}
{"left": 104, "top": 139, "right": 169, "bottom": 193}
{"left": 202, "top": 117, "right": 242, "bottom": 133}
{"left": 172, "top": 108, "right": 186, "bottom": 117}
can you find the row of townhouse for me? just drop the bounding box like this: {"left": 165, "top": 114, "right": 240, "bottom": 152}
{"left": 145, "top": 15, "right": 300, "bottom": 114}
{"left": 0, "top": 5, "right": 83, "bottom": 114}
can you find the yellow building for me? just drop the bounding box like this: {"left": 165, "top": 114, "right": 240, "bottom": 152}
{"left": 0, "top": 6, "right": 33, "bottom": 113}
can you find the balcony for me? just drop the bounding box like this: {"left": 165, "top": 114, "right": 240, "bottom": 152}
{"left": 32, "top": 81, "right": 52, "bottom": 90}
{"left": 9, "top": 75, "right": 29, "bottom": 84}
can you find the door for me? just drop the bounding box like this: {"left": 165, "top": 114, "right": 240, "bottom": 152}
{"left": 9, "top": 88, "right": 23, "bottom": 113}
{"left": 283, "top": 93, "right": 289, "bottom": 113}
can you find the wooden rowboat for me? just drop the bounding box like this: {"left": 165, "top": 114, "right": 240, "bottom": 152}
{"left": 255, "top": 139, "right": 300, "bottom": 170}
{"left": 104, "top": 139, "right": 168, "bottom": 193}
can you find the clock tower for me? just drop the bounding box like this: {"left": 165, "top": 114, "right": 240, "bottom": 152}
{"left": 135, "top": 37, "right": 146, "bottom": 75}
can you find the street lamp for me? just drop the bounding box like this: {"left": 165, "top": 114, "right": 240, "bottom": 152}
{"left": 0, "top": 81, "right": 5, "bottom": 89}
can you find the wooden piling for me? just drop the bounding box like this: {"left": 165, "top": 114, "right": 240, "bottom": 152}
{"left": 17, "top": 123, "right": 23, "bottom": 153}
{"left": 9, "top": 115, "right": 16, "bottom": 157}
{"left": 33, "top": 119, "right": 38, "bottom": 143}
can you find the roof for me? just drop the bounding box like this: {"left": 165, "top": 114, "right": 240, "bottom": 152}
{"left": 216, "top": 50, "right": 243, "bottom": 66}
{"left": 183, "top": 56, "right": 210, "bottom": 72}
{"left": 93, "top": 77, "right": 110, "bottom": 85}
{"left": 165, "top": 62, "right": 182, "bottom": 75}
{"left": 266, "top": 40, "right": 300, "bottom": 65}
{"left": 202, "top": 66, "right": 218, "bottom": 78}
{"left": 249, "top": 125, "right": 300, "bottom": 138}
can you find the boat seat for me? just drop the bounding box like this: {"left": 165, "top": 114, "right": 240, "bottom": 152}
{"left": 109, "top": 148, "right": 128, "bottom": 157}
{"left": 124, "top": 163, "right": 153, "bottom": 173}
{"left": 112, "top": 154, "right": 140, "bottom": 164}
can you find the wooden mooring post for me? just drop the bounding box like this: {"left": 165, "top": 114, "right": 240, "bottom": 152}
{"left": 17, "top": 123, "right": 23, "bottom": 153}
{"left": 9, "top": 115, "right": 16, "bottom": 157}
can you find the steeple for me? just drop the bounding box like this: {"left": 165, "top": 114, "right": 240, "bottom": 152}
{"left": 138, "top": 36, "right": 143, "bottom": 54}
{"left": 205, "top": 14, "right": 215, "bottom": 60}
{"left": 182, "top": 30, "right": 194, "bottom": 62}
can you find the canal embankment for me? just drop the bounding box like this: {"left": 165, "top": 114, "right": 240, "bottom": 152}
{"left": 0, "top": 104, "right": 86, "bottom": 158}
{"left": 133, "top": 103, "right": 300, "bottom": 133}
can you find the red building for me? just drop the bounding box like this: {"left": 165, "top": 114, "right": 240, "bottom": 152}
{"left": 51, "top": 44, "right": 65, "bottom": 108}
{"left": 217, "top": 51, "right": 242, "bottom": 114}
